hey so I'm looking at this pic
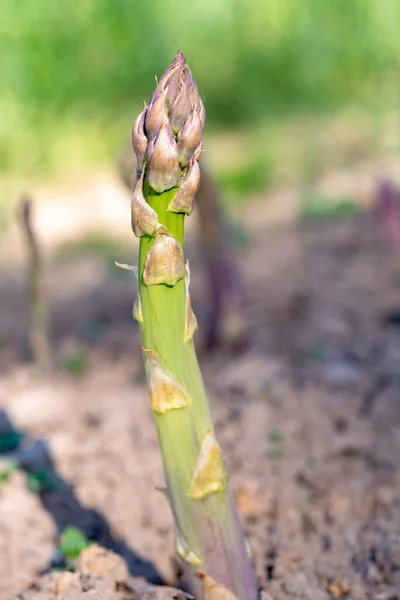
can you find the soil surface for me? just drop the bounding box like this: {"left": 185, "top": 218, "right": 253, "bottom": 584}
{"left": 1, "top": 174, "right": 400, "bottom": 600}
{"left": 13, "top": 544, "right": 191, "bottom": 600}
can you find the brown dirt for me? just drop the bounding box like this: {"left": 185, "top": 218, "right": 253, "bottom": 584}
{"left": 1, "top": 190, "right": 400, "bottom": 599}
{"left": 13, "top": 544, "right": 190, "bottom": 600}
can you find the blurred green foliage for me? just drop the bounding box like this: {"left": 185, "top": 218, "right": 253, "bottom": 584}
{"left": 0, "top": 0, "right": 398, "bottom": 174}
{"left": 216, "top": 159, "right": 270, "bottom": 198}
{"left": 300, "top": 193, "right": 360, "bottom": 221}
{"left": 56, "top": 234, "right": 131, "bottom": 263}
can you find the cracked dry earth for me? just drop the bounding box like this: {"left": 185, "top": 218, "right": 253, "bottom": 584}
{"left": 1, "top": 214, "right": 400, "bottom": 600}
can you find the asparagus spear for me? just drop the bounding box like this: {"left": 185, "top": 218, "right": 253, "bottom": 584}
{"left": 130, "top": 51, "right": 258, "bottom": 600}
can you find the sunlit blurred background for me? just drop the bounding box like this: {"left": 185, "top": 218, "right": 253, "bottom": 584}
{"left": 1, "top": 0, "right": 399, "bottom": 275}
{"left": 1, "top": 0, "right": 398, "bottom": 179}
{"left": 1, "top": 2, "right": 400, "bottom": 598}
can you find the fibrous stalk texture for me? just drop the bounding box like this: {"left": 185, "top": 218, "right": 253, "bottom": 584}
{"left": 131, "top": 51, "right": 258, "bottom": 600}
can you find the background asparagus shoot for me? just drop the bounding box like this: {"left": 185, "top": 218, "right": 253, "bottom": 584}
{"left": 20, "top": 197, "right": 52, "bottom": 373}
{"left": 130, "top": 52, "right": 258, "bottom": 599}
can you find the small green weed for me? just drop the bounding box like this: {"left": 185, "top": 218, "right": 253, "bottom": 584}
{"left": 62, "top": 349, "right": 87, "bottom": 376}
{"left": 0, "top": 462, "right": 18, "bottom": 487}
{"left": 268, "top": 429, "right": 284, "bottom": 444}
{"left": 26, "top": 469, "right": 60, "bottom": 493}
{"left": 58, "top": 526, "right": 92, "bottom": 560}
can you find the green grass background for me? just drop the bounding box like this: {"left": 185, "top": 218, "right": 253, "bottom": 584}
{"left": 0, "top": 0, "right": 398, "bottom": 176}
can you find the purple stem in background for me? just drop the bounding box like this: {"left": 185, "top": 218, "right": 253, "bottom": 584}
{"left": 197, "top": 165, "right": 246, "bottom": 349}
{"left": 374, "top": 179, "right": 400, "bottom": 248}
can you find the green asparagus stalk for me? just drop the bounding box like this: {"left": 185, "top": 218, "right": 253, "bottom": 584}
{"left": 130, "top": 51, "right": 258, "bottom": 599}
